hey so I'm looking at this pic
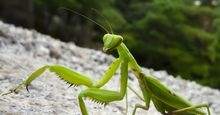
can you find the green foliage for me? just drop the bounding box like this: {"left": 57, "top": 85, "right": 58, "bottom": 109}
{"left": 120, "top": 0, "right": 220, "bottom": 88}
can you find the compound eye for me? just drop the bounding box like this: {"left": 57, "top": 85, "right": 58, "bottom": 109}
{"left": 103, "top": 34, "right": 110, "bottom": 42}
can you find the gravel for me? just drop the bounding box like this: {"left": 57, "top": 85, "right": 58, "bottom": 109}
{"left": 0, "top": 21, "right": 219, "bottom": 115}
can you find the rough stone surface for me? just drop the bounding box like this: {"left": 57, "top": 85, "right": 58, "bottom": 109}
{"left": 0, "top": 21, "right": 219, "bottom": 115}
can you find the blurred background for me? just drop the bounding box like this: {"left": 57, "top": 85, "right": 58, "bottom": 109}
{"left": 0, "top": 0, "right": 220, "bottom": 89}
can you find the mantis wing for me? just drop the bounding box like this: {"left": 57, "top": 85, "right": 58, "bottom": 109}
{"left": 142, "top": 73, "right": 206, "bottom": 115}
{"left": 152, "top": 97, "right": 196, "bottom": 115}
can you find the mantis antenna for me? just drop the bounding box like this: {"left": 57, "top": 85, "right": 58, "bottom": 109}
{"left": 58, "top": 7, "right": 109, "bottom": 33}
{"left": 91, "top": 8, "right": 114, "bottom": 34}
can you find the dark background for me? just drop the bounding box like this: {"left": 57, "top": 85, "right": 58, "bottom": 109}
{"left": 1, "top": 0, "right": 220, "bottom": 89}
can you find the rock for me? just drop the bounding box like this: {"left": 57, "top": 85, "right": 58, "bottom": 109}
{"left": 0, "top": 20, "right": 219, "bottom": 115}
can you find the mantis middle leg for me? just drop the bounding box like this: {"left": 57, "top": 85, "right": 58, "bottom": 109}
{"left": 127, "top": 85, "right": 149, "bottom": 115}
{"left": 132, "top": 104, "right": 149, "bottom": 115}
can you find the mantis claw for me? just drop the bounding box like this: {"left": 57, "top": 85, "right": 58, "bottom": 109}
{"left": 25, "top": 85, "right": 30, "bottom": 93}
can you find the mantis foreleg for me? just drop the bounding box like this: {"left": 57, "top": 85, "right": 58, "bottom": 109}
{"left": 125, "top": 90, "right": 128, "bottom": 114}
{"left": 2, "top": 65, "right": 94, "bottom": 95}
{"left": 78, "top": 60, "right": 128, "bottom": 115}
{"left": 94, "top": 58, "right": 121, "bottom": 88}
{"left": 3, "top": 58, "right": 121, "bottom": 95}
{"left": 2, "top": 57, "right": 127, "bottom": 115}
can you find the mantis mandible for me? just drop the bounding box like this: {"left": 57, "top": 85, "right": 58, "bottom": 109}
{"left": 3, "top": 9, "right": 211, "bottom": 115}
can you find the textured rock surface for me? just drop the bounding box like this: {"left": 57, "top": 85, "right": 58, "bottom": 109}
{"left": 0, "top": 21, "right": 220, "bottom": 115}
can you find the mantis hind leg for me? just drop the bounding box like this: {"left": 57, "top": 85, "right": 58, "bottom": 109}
{"left": 167, "top": 104, "right": 211, "bottom": 115}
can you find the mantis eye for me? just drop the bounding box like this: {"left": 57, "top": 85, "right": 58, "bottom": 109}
{"left": 103, "top": 34, "right": 123, "bottom": 53}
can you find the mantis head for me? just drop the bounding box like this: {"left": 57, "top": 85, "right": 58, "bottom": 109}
{"left": 103, "top": 34, "right": 123, "bottom": 53}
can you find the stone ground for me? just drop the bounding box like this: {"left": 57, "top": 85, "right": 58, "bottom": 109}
{"left": 0, "top": 21, "right": 219, "bottom": 115}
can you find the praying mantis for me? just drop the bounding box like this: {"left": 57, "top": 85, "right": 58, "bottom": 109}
{"left": 2, "top": 9, "right": 211, "bottom": 115}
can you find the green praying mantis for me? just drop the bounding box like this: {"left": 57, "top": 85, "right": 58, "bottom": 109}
{"left": 2, "top": 9, "right": 211, "bottom": 115}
